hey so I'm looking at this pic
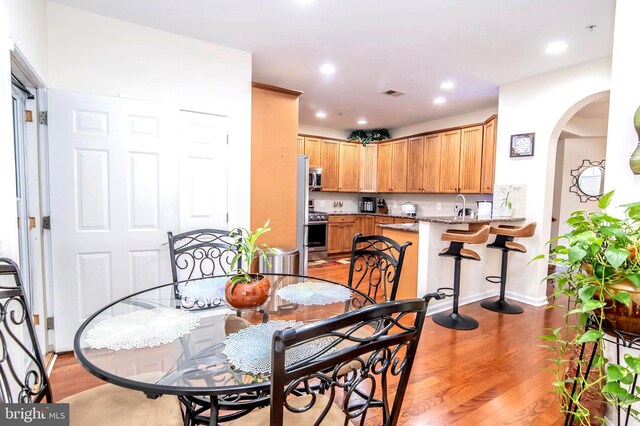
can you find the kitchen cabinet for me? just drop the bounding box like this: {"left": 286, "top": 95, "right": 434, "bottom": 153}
{"left": 406, "top": 137, "right": 424, "bottom": 193}
{"left": 297, "top": 136, "right": 305, "bottom": 155}
{"left": 328, "top": 215, "right": 357, "bottom": 254}
{"left": 359, "top": 144, "right": 378, "bottom": 192}
{"left": 362, "top": 215, "right": 375, "bottom": 236}
{"left": 481, "top": 116, "right": 497, "bottom": 194}
{"left": 374, "top": 216, "right": 394, "bottom": 235}
{"left": 407, "top": 134, "right": 442, "bottom": 193}
{"left": 459, "top": 125, "right": 483, "bottom": 193}
{"left": 338, "top": 142, "right": 359, "bottom": 192}
{"left": 422, "top": 133, "right": 442, "bottom": 192}
{"left": 377, "top": 140, "right": 407, "bottom": 192}
{"left": 439, "top": 130, "right": 461, "bottom": 193}
{"left": 305, "top": 137, "right": 322, "bottom": 168}
{"left": 393, "top": 218, "right": 416, "bottom": 224}
{"left": 321, "top": 140, "right": 340, "bottom": 191}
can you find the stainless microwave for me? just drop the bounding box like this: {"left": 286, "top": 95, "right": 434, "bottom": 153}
{"left": 309, "top": 167, "right": 322, "bottom": 190}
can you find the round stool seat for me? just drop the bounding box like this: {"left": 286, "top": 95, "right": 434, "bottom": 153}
{"left": 441, "top": 226, "right": 490, "bottom": 244}
{"left": 489, "top": 222, "right": 536, "bottom": 238}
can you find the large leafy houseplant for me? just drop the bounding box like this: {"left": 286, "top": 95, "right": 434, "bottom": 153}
{"left": 224, "top": 221, "right": 275, "bottom": 308}
{"left": 539, "top": 191, "right": 640, "bottom": 424}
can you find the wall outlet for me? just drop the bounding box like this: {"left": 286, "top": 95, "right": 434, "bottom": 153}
{"left": 319, "top": 200, "right": 325, "bottom": 207}
{"left": 436, "top": 203, "right": 442, "bottom": 211}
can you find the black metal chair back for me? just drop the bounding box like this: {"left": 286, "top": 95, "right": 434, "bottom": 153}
{"left": 347, "top": 234, "right": 411, "bottom": 302}
{"left": 0, "top": 258, "right": 52, "bottom": 403}
{"left": 167, "top": 228, "right": 238, "bottom": 284}
{"left": 269, "top": 294, "right": 439, "bottom": 426}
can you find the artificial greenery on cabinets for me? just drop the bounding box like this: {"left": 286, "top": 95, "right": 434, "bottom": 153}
{"left": 348, "top": 128, "right": 391, "bottom": 146}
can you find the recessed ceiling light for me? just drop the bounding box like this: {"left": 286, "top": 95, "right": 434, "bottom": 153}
{"left": 315, "top": 111, "right": 327, "bottom": 118}
{"left": 320, "top": 63, "right": 336, "bottom": 74}
{"left": 433, "top": 97, "right": 446, "bottom": 105}
{"left": 440, "top": 81, "right": 455, "bottom": 90}
{"left": 357, "top": 119, "right": 367, "bottom": 125}
{"left": 545, "top": 41, "right": 568, "bottom": 55}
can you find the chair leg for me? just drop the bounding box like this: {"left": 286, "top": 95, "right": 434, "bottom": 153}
{"left": 433, "top": 257, "right": 479, "bottom": 330}
{"left": 481, "top": 249, "right": 524, "bottom": 314}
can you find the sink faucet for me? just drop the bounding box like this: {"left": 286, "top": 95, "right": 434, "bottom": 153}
{"left": 454, "top": 194, "right": 466, "bottom": 220}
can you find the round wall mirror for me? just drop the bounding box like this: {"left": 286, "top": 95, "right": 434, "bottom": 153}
{"left": 569, "top": 160, "right": 606, "bottom": 202}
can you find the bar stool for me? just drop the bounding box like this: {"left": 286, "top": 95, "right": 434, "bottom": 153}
{"left": 433, "top": 225, "right": 490, "bottom": 331}
{"left": 481, "top": 222, "right": 537, "bottom": 314}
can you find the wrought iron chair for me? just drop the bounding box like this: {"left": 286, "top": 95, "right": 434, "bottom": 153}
{"left": 347, "top": 233, "right": 412, "bottom": 303}
{"left": 0, "top": 258, "right": 182, "bottom": 425}
{"left": 227, "top": 294, "right": 441, "bottom": 426}
{"left": 167, "top": 228, "right": 238, "bottom": 295}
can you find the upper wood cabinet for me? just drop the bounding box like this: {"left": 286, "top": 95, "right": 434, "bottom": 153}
{"left": 377, "top": 142, "right": 393, "bottom": 192}
{"left": 459, "top": 125, "right": 484, "bottom": 193}
{"left": 391, "top": 140, "right": 408, "bottom": 192}
{"left": 406, "top": 137, "right": 424, "bottom": 193}
{"left": 481, "top": 116, "right": 497, "bottom": 194}
{"left": 297, "top": 136, "right": 305, "bottom": 155}
{"left": 422, "top": 133, "right": 442, "bottom": 192}
{"left": 439, "top": 130, "right": 461, "bottom": 193}
{"left": 338, "top": 142, "right": 359, "bottom": 192}
{"left": 321, "top": 140, "right": 339, "bottom": 191}
{"left": 305, "top": 137, "right": 322, "bottom": 168}
{"left": 359, "top": 144, "right": 378, "bottom": 193}
{"left": 407, "top": 134, "right": 442, "bottom": 193}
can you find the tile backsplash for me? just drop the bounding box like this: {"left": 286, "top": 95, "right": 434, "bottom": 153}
{"left": 309, "top": 191, "right": 495, "bottom": 216}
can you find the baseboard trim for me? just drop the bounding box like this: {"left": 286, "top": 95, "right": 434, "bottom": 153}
{"left": 426, "top": 289, "right": 498, "bottom": 316}
{"left": 505, "top": 291, "right": 548, "bottom": 307}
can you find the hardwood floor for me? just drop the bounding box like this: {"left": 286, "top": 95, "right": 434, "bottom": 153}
{"left": 50, "top": 262, "right": 564, "bottom": 425}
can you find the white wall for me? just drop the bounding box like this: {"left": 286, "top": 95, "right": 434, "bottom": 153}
{"left": 46, "top": 2, "right": 253, "bottom": 228}
{"left": 298, "top": 124, "right": 349, "bottom": 140}
{"left": 0, "top": 0, "right": 48, "bottom": 260}
{"left": 495, "top": 57, "right": 611, "bottom": 304}
{"left": 557, "top": 138, "right": 607, "bottom": 236}
{"left": 391, "top": 106, "right": 497, "bottom": 138}
{"left": 604, "top": 0, "right": 640, "bottom": 208}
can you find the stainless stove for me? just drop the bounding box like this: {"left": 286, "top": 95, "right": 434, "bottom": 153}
{"left": 307, "top": 211, "right": 328, "bottom": 260}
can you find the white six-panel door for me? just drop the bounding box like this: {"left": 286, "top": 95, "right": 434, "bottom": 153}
{"left": 48, "top": 92, "right": 231, "bottom": 351}
{"left": 48, "top": 91, "right": 181, "bottom": 351}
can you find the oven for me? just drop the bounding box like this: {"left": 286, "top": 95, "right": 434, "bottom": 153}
{"left": 307, "top": 212, "right": 328, "bottom": 260}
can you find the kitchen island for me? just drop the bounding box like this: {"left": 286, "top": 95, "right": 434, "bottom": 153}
{"left": 381, "top": 216, "right": 535, "bottom": 316}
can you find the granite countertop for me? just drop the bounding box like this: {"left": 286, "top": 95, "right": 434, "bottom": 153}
{"left": 327, "top": 211, "right": 525, "bottom": 224}
{"left": 379, "top": 223, "right": 419, "bottom": 233}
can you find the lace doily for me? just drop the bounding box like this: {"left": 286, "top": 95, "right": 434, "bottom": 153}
{"left": 223, "top": 320, "right": 333, "bottom": 374}
{"left": 178, "top": 278, "right": 225, "bottom": 310}
{"left": 276, "top": 282, "right": 352, "bottom": 305}
{"left": 85, "top": 307, "right": 200, "bottom": 351}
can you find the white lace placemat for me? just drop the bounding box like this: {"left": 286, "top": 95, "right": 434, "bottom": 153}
{"left": 85, "top": 307, "right": 200, "bottom": 351}
{"left": 276, "top": 281, "right": 352, "bottom": 305}
{"left": 223, "top": 320, "right": 333, "bottom": 374}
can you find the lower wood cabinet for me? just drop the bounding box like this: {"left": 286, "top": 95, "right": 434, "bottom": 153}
{"left": 328, "top": 215, "right": 357, "bottom": 254}
{"left": 374, "top": 216, "right": 394, "bottom": 235}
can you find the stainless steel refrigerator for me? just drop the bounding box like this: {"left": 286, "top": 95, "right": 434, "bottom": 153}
{"left": 296, "top": 155, "right": 309, "bottom": 274}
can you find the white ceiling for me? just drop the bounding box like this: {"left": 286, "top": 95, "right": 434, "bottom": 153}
{"left": 50, "top": 0, "right": 615, "bottom": 131}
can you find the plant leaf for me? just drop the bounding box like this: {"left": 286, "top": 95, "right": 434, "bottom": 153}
{"left": 612, "top": 291, "right": 631, "bottom": 306}
{"left": 577, "top": 329, "right": 604, "bottom": 344}
{"left": 624, "top": 354, "right": 640, "bottom": 374}
{"left": 605, "top": 247, "right": 630, "bottom": 269}
{"left": 581, "top": 299, "right": 605, "bottom": 312}
{"left": 598, "top": 190, "right": 614, "bottom": 209}
{"left": 607, "top": 364, "right": 627, "bottom": 382}
{"left": 603, "top": 381, "right": 629, "bottom": 397}
{"left": 627, "top": 274, "right": 640, "bottom": 288}
{"left": 577, "top": 285, "right": 597, "bottom": 302}
{"left": 569, "top": 246, "right": 587, "bottom": 263}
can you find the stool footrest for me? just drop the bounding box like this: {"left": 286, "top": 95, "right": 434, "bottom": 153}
{"left": 485, "top": 276, "right": 502, "bottom": 284}
{"left": 436, "top": 287, "right": 455, "bottom": 298}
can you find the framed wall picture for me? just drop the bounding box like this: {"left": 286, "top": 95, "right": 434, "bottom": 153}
{"left": 510, "top": 133, "right": 535, "bottom": 158}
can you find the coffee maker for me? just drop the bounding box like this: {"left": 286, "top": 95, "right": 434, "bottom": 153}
{"left": 360, "top": 197, "right": 376, "bottom": 213}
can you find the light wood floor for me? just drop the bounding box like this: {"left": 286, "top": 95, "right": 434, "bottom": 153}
{"left": 50, "top": 262, "right": 564, "bottom": 425}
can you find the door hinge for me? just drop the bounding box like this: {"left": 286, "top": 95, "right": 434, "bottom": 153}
{"left": 46, "top": 317, "right": 54, "bottom": 331}
{"left": 226, "top": 212, "right": 229, "bottom": 223}
{"left": 39, "top": 111, "right": 48, "bottom": 126}
{"left": 226, "top": 134, "right": 229, "bottom": 145}
{"left": 42, "top": 216, "right": 51, "bottom": 230}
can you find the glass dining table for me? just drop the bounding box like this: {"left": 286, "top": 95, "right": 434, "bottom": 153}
{"left": 74, "top": 273, "right": 374, "bottom": 425}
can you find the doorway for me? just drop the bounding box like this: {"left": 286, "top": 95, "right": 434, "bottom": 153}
{"left": 550, "top": 95, "right": 610, "bottom": 244}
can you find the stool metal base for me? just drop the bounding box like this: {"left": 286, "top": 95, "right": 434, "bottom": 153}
{"left": 481, "top": 298, "right": 524, "bottom": 314}
{"left": 432, "top": 312, "right": 479, "bottom": 330}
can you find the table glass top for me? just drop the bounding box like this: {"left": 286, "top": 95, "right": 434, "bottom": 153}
{"left": 75, "top": 274, "right": 372, "bottom": 396}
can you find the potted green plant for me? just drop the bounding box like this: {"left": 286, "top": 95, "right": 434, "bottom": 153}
{"left": 225, "top": 221, "right": 274, "bottom": 309}
{"left": 538, "top": 191, "right": 640, "bottom": 424}
{"left": 348, "top": 129, "right": 370, "bottom": 146}
{"left": 497, "top": 185, "right": 520, "bottom": 217}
